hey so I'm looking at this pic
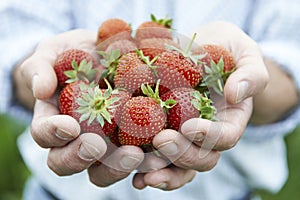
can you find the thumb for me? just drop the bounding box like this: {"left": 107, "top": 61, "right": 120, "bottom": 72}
{"left": 224, "top": 57, "right": 269, "bottom": 104}
{"left": 20, "top": 51, "right": 58, "bottom": 100}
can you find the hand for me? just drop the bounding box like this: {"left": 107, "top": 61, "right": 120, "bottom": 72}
{"left": 20, "top": 29, "right": 145, "bottom": 187}
{"left": 134, "top": 21, "right": 269, "bottom": 189}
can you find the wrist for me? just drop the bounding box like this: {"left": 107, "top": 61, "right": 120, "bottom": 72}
{"left": 250, "top": 58, "right": 299, "bottom": 125}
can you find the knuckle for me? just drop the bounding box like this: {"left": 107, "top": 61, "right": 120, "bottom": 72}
{"left": 197, "top": 152, "right": 220, "bottom": 172}
{"left": 176, "top": 150, "right": 198, "bottom": 169}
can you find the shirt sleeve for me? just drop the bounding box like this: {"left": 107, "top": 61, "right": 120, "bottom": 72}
{"left": 0, "top": 1, "right": 73, "bottom": 123}
{"left": 242, "top": 0, "right": 300, "bottom": 142}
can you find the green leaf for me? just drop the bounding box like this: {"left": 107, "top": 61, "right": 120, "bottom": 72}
{"left": 96, "top": 115, "right": 105, "bottom": 127}
{"left": 101, "top": 109, "right": 112, "bottom": 124}
{"left": 88, "top": 112, "right": 97, "bottom": 126}
{"left": 79, "top": 112, "right": 91, "bottom": 123}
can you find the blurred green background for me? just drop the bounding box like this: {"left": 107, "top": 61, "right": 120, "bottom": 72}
{"left": 0, "top": 113, "right": 299, "bottom": 200}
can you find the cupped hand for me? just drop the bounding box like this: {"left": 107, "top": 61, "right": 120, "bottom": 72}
{"left": 137, "top": 21, "right": 269, "bottom": 189}
{"left": 22, "top": 29, "right": 144, "bottom": 187}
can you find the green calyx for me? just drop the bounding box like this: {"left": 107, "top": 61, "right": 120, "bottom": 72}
{"left": 98, "top": 49, "right": 121, "bottom": 82}
{"left": 166, "top": 33, "right": 206, "bottom": 65}
{"left": 201, "top": 58, "right": 236, "bottom": 96}
{"left": 141, "top": 79, "right": 176, "bottom": 109}
{"left": 135, "top": 49, "right": 159, "bottom": 77}
{"left": 190, "top": 91, "right": 217, "bottom": 121}
{"left": 151, "top": 13, "right": 172, "bottom": 28}
{"left": 76, "top": 80, "right": 120, "bottom": 127}
{"left": 64, "top": 59, "right": 98, "bottom": 84}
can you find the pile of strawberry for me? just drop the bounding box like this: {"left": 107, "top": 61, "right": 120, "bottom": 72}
{"left": 54, "top": 15, "right": 235, "bottom": 150}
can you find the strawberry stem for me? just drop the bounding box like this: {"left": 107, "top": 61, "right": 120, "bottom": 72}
{"left": 98, "top": 49, "right": 121, "bottom": 82}
{"left": 136, "top": 49, "right": 159, "bottom": 77}
{"left": 64, "top": 59, "right": 98, "bottom": 84}
{"left": 76, "top": 81, "right": 120, "bottom": 127}
{"left": 165, "top": 33, "right": 205, "bottom": 65}
{"left": 150, "top": 13, "right": 173, "bottom": 28}
{"left": 141, "top": 79, "right": 176, "bottom": 109}
{"left": 190, "top": 91, "right": 217, "bottom": 120}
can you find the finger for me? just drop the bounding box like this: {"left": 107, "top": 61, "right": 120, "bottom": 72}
{"left": 153, "top": 129, "right": 220, "bottom": 171}
{"left": 47, "top": 133, "right": 106, "bottom": 176}
{"left": 88, "top": 145, "right": 144, "bottom": 187}
{"left": 31, "top": 100, "right": 80, "bottom": 148}
{"left": 133, "top": 167, "right": 196, "bottom": 191}
{"left": 20, "top": 53, "right": 58, "bottom": 100}
{"left": 194, "top": 21, "right": 269, "bottom": 104}
{"left": 137, "top": 152, "right": 169, "bottom": 173}
{"left": 20, "top": 29, "right": 97, "bottom": 100}
{"left": 224, "top": 43, "right": 269, "bottom": 104}
{"left": 181, "top": 98, "right": 252, "bottom": 151}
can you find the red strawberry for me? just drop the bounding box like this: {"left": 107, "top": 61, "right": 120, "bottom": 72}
{"left": 138, "top": 38, "right": 180, "bottom": 50}
{"left": 118, "top": 96, "right": 167, "bottom": 146}
{"left": 138, "top": 47, "right": 166, "bottom": 60}
{"left": 153, "top": 33, "right": 204, "bottom": 94}
{"left": 114, "top": 50, "right": 156, "bottom": 95}
{"left": 194, "top": 44, "right": 236, "bottom": 95}
{"left": 154, "top": 50, "right": 203, "bottom": 94}
{"left": 54, "top": 49, "right": 98, "bottom": 87}
{"left": 135, "top": 14, "right": 173, "bottom": 45}
{"left": 195, "top": 44, "right": 235, "bottom": 72}
{"left": 161, "top": 87, "right": 216, "bottom": 131}
{"left": 105, "top": 39, "right": 137, "bottom": 56}
{"left": 59, "top": 81, "right": 131, "bottom": 136}
{"left": 96, "top": 18, "right": 132, "bottom": 50}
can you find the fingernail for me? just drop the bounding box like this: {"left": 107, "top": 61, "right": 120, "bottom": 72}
{"left": 55, "top": 128, "right": 75, "bottom": 140}
{"left": 186, "top": 131, "right": 204, "bottom": 142}
{"left": 236, "top": 81, "right": 249, "bottom": 103}
{"left": 78, "top": 142, "right": 101, "bottom": 161}
{"left": 120, "top": 156, "right": 141, "bottom": 170}
{"left": 157, "top": 141, "right": 178, "bottom": 156}
{"left": 154, "top": 182, "right": 168, "bottom": 189}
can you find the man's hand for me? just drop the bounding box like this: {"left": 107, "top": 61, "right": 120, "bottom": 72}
{"left": 132, "top": 21, "right": 269, "bottom": 190}
{"left": 19, "top": 29, "right": 145, "bottom": 187}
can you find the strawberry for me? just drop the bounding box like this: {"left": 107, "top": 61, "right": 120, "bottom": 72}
{"left": 59, "top": 80, "right": 131, "bottom": 136}
{"left": 154, "top": 50, "right": 202, "bottom": 94}
{"left": 138, "top": 38, "right": 180, "bottom": 50}
{"left": 194, "top": 44, "right": 236, "bottom": 95}
{"left": 54, "top": 49, "right": 98, "bottom": 87}
{"left": 150, "top": 33, "right": 205, "bottom": 95}
{"left": 113, "top": 49, "right": 156, "bottom": 95}
{"left": 161, "top": 87, "right": 216, "bottom": 131}
{"left": 96, "top": 18, "right": 132, "bottom": 50}
{"left": 135, "top": 14, "right": 173, "bottom": 45}
{"left": 138, "top": 47, "right": 166, "bottom": 60}
{"left": 118, "top": 96, "right": 167, "bottom": 146}
{"left": 195, "top": 44, "right": 235, "bottom": 72}
{"left": 105, "top": 39, "right": 137, "bottom": 56}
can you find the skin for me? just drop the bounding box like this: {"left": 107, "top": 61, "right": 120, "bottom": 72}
{"left": 13, "top": 22, "right": 299, "bottom": 190}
